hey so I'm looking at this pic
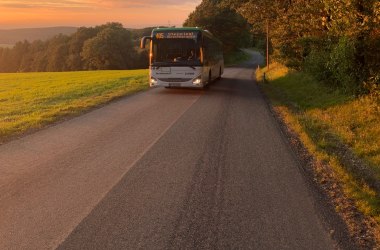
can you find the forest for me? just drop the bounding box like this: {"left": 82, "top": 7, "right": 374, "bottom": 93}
{"left": 0, "top": 23, "right": 151, "bottom": 72}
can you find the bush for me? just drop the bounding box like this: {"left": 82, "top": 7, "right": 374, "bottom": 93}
{"left": 304, "top": 37, "right": 361, "bottom": 94}
{"left": 304, "top": 47, "right": 332, "bottom": 82}
{"left": 364, "top": 31, "right": 380, "bottom": 91}
{"left": 326, "top": 37, "right": 359, "bottom": 93}
{"left": 302, "top": 37, "right": 333, "bottom": 83}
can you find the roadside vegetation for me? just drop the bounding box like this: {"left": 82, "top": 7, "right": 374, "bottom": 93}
{"left": 0, "top": 70, "right": 148, "bottom": 143}
{"left": 224, "top": 0, "right": 379, "bottom": 93}
{"left": 224, "top": 49, "right": 250, "bottom": 66}
{"left": 217, "top": 0, "right": 380, "bottom": 239}
{"left": 257, "top": 62, "right": 380, "bottom": 229}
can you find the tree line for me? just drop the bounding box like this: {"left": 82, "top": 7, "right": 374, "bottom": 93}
{"left": 0, "top": 13, "right": 252, "bottom": 73}
{"left": 0, "top": 23, "right": 149, "bottom": 73}
{"left": 187, "top": 0, "right": 379, "bottom": 93}
{"left": 224, "top": 0, "right": 379, "bottom": 93}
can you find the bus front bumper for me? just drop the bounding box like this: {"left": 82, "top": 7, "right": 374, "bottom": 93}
{"left": 150, "top": 76, "right": 203, "bottom": 88}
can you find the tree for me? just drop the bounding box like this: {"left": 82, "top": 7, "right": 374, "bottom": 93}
{"left": 11, "top": 40, "right": 31, "bottom": 72}
{"left": 184, "top": 0, "right": 252, "bottom": 52}
{"left": 46, "top": 34, "right": 70, "bottom": 72}
{"left": 224, "top": 0, "right": 327, "bottom": 65}
{"left": 66, "top": 27, "right": 98, "bottom": 71}
{"left": 29, "top": 40, "right": 48, "bottom": 72}
{"left": 81, "top": 23, "right": 136, "bottom": 70}
{"left": 323, "top": 0, "right": 380, "bottom": 86}
{"left": 0, "top": 48, "right": 12, "bottom": 72}
{"left": 222, "top": 0, "right": 380, "bottom": 91}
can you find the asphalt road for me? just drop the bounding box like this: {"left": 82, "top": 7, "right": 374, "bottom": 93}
{"left": 1, "top": 51, "right": 338, "bottom": 249}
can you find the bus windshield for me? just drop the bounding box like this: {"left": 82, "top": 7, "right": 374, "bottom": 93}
{"left": 152, "top": 32, "right": 202, "bottom": 66}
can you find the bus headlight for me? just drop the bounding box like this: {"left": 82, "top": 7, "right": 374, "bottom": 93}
{"left": 192, "top": 76, "right": 202, "bottom": 85}
{"left": 150, "top": 77, "right": 158, "bottom": 86}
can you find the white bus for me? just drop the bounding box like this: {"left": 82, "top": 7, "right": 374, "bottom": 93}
{"left": 140, "top": 27, "right": 224, "bottom": 88}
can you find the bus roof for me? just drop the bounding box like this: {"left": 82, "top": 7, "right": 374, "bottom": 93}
{"left": 152, "top": 27, "right": 203, "bottom": 32}
{"left": 151, "top": 27, "right": 221, "bottom": 44}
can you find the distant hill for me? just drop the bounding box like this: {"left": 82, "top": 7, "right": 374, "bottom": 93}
{"left": 0, "top": 27, "right": 78, "bottom": 45}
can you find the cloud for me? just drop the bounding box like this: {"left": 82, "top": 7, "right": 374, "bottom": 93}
{"left": 90, "top": 0, "right": 201, "bottom": 10}
{"left": 0, "top": 0, "right": 202, "bottom": 29}
{"left": 0, "top": 0, "right": 201, "bottom": 9}
{"left": 0, "top": 0, "right": 93, "bottom": 9}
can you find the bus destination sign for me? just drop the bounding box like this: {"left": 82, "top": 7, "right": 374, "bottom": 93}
{"left": 155, "top": 32, "right": 197, "bottom": 39}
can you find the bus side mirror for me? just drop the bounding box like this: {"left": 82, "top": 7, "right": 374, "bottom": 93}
{"left": 140, "top": 36, "right": 152, "bottom": 49}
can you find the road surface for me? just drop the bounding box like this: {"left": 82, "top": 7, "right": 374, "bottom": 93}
{"left": 1, "top": 52, "right": 340, "bottom": 249}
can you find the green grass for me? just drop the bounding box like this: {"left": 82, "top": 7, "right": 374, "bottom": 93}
{"left": 257, "top": 63, "right": 380, "bottom": 223}
{"left": 0, "top": 70, "right": 149, "bottom": 142}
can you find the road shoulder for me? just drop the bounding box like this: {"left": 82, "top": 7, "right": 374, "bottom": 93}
{"left": 258, "top": 82, "right": 379, "bottom": 249}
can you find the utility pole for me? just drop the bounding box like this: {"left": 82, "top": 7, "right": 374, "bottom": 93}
{"left": 266, "top": 19, "right": 269, "bottom": 70}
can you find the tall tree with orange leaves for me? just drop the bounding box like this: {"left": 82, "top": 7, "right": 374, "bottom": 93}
{"left": 223, "top": 0, "right": 380, "bottom": 92}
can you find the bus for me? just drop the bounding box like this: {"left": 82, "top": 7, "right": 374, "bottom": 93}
{"left": 140, "top": 27, "right": 224, "bottom": 88}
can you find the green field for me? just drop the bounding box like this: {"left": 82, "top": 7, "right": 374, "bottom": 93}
{"left": 0, "top": 70, "right": 149, "bottom": 142}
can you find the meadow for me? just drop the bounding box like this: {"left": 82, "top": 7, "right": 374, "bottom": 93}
{"left": 257, "top": 63, "right": 380, "bottom": 224}
{"left": 0, "top": 70, "right": 149, "bottom": 142}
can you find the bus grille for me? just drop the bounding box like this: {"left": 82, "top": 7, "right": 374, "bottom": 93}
{"left": 158, "top": 78, "right": 192, "bottom": 82}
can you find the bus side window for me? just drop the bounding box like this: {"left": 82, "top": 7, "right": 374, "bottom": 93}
{"left": 203, "top": 38, "right": 209, "bottom": 64}
{"left": 153, "top": 44, "right": 158, "bottom": 62}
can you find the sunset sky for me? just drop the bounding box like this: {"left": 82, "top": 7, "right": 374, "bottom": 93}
{"left": 0, "top": 0, "right": 202, "bottom": 29}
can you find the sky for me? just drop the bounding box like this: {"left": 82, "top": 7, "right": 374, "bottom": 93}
{"left": 0, "top": 0, "right": 202, "bottom": 29}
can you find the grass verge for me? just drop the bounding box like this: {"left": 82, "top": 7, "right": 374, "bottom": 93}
{"left": 256, "top": 62, "right": 380, "bottom": 243}
{"left": 0, "top": 70, "right": 149, "bottom": 143}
